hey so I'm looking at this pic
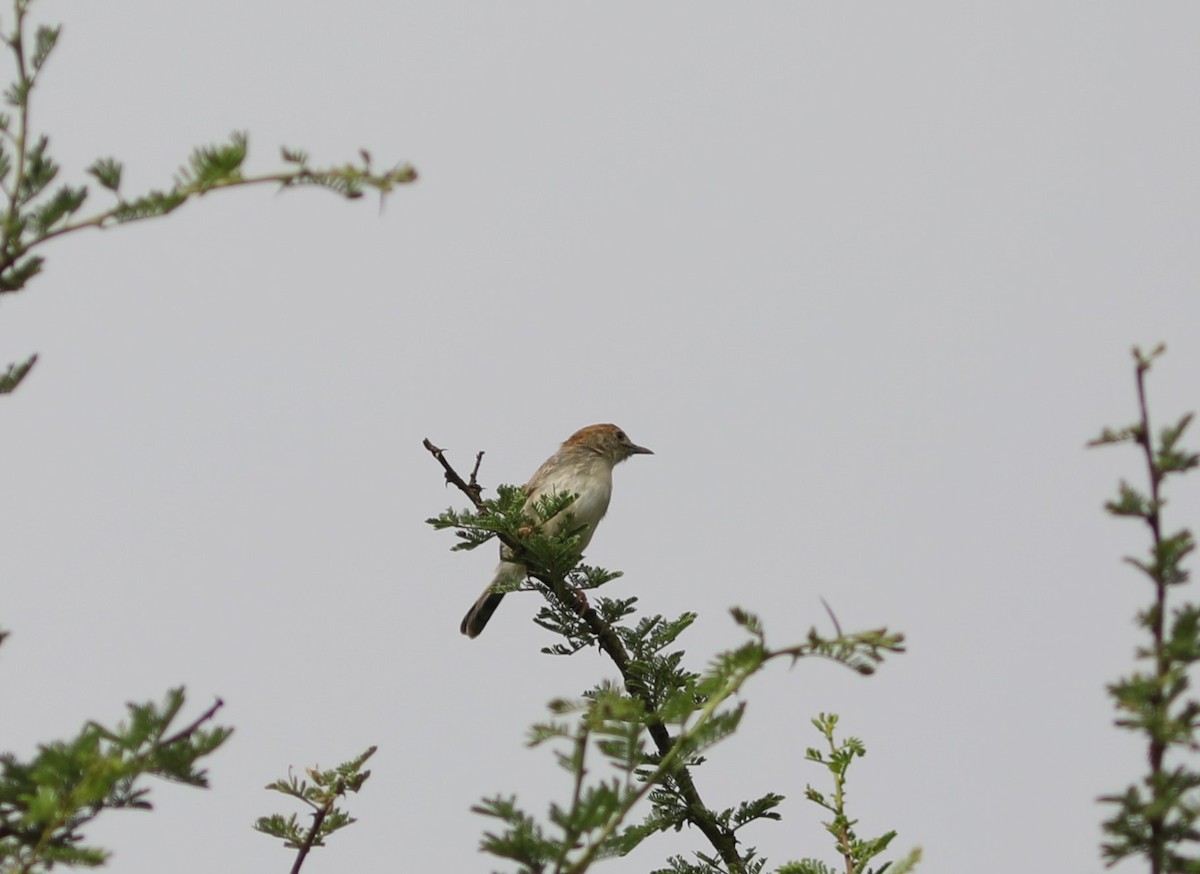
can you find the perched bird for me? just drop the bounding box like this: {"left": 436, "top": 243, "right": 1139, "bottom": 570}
{"left": 461, "top": 424, "right": 653, "bottom": 638}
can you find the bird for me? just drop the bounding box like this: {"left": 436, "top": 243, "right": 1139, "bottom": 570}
{"left": 460, "top": 423, "right": 653, "bottom": 638}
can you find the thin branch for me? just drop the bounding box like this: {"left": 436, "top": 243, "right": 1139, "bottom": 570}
{"left": 1134, "top": 349, "right": 1164, "bottom": 547}
{"left": 423, "top": 438, "right": 484, "bottom": 508}
{"left": 159, "top": 696, "right": 225, "bottom": 748}
{"left": 289, "top": 795, "right": 334, "bottom": 874}
{"left": 469, "top": 450, "right": 485, "bottom": 493}
{"left": 37, "top": 164, "right": 417, "bottom": 246}
{"left": 553, "top": 731, "right": 592, "bottom": 874}
{"left": 4, "top": 0, "right": 30, "bottom": 246}
{"left": 1133, "top": 347, "right": 1168, "bottom": 874}
{"left": 839, "top": 821, "right": 855, "bottom": 874}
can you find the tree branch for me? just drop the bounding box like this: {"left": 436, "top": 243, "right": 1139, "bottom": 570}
{"left": 423, "top": 438, "right": 746, "bottom": 872}
{"left": 1133, "top": 347, "right": 1167, "bottom": 874}
{"left": 289, "top": 795, "right": 334, "bottom": 874}
{"left": 158, "top": 696, "right": 225, "bottom": 748}
{"left": 422, "top": 438, "right": 483, "bottom": 508}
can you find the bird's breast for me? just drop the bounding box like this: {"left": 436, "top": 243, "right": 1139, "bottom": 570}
{"left": 528, "top": 461, "right": 613, "bottom": 548}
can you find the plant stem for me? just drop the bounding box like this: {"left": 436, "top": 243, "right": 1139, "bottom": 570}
{"left": 3, "top": 0, "right": 29, "bottom": 268}
{"left": 1134, "top": 355, "right": 1167, "bottom": 874}
{"left": 289, "top": 797, "right": 333, "bottom": 874}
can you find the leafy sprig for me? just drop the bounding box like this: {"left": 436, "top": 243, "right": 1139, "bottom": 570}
{"left": 254, "top": 747, "right": 376, "bottom": 874}
{"left": 1092, "top": 344, "right": 1200, "bottom": 873}
{"left": 0, "top": 687, "right": 231, "bottom": 872}
{"left": 0, "top": 0, "right": 417, "bottom": 394}
{"left": 784, "top": 713, "right": 921, "bottom": 874}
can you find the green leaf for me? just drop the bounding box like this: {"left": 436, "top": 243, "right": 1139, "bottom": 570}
{"left": 0, "top": 353, "right": 37, "bottom": 392}
{"left": 17, "top": 134, "right": 58, "bottom": 204}
{"left": 31, "top": 24, "right": 60, "bottom": 72}
{"left": 1105, "top": 480, "right": 1154, "bottom": 518}
{"left": 4, "top": 76, "right": 29, "bottom": 107}
{"left": 1088, "top": 425, "right": 1142, "bottom": 448}
{"left": 0, "top": 254, "right": 45, "bottom": 292}
{"left": 778, "top": 861, "right": 838, "bottom": 874}
{"left": 281, "top": 145, "right": 309, "bottom": 165}
{"left": 112, "top": 189, "right": 187, "bottom": 223}
{"left": 731, "top": 792, "right": 784, "bottom": 830}
{"left": 175, "top": 131, "right": 248, "bottom": 190}
{"left": 29, "top": 184, "right": 87, "bottom": 236}
{"left": 86, "top": 157, "right": 123, "bottom": 192}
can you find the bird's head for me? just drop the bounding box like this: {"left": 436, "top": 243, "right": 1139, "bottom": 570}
{"left": 563, "top": 424, "right": 653, "bottom": 466}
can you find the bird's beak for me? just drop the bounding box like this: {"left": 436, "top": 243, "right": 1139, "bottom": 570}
{"left": 630, "top": 444, "right": 654, "bottom": 455}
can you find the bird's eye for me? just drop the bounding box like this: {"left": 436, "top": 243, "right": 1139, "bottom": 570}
{"left": 616, "top": 430, "right": 627, "bottom": 441}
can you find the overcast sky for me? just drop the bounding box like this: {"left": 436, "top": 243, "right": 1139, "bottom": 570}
{"left": 4, "top": 2, "right": 1200, "bottom": 872}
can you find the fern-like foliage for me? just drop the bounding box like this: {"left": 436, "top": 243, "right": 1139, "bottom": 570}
{"left": 427, "top": 448, "right": 913, "bottom": 874}
{"left": 1092, "top": 345, "right": 1200, "bottom": 873}
{"left": 254, "top": 746, "right": 376, "bottom": 870}
{"left": 0, "top": 687, "right": 231, "bottom": 872}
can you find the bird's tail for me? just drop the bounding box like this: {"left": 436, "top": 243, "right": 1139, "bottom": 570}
{"left": 461, "top": 590, "right": 505, "bottom": 638}
{"left": 461, "top": 562, "right": 525, "bottom": 638}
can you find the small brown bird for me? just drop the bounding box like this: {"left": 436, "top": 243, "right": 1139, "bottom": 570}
{"left": 460, "top": 424, "right": 653, "bottom": 638}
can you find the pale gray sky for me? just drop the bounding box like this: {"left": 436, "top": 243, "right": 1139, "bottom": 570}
{"left": 4, "top": 2, "right": 1200, "bottom": 872}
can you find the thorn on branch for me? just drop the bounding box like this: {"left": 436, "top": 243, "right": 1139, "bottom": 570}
{"left": 422, "top": 437, "right": 485, "bottom": 509}
{"left": 820, "top": 597, "right": 843, "bottom": 638}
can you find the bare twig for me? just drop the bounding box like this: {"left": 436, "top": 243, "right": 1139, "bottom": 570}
{"left": 423, "top": 438, "right": 484, "bottom": 508}
{"left": 469, "top": 450, "right": 485, "bottom": 495}
{"left": 159, "top": 697, "right": 225, "bottom": 748}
